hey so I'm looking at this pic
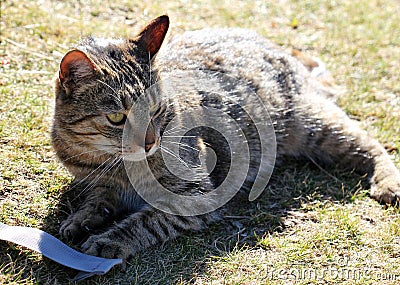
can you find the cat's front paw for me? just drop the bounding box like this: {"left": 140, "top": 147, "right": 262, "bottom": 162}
{"left": 60, "top": 202, "right": 116, "bottom": 243}
{"left": 81, "top": 231, "right": 133, "bottom": 261}
{"left": 370, "top": 177, "right": 400, "bottom": 205}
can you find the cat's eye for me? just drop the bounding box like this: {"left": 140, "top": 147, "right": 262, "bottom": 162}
{"left": 106, "top": 113, "right": 126, "bottom": 125}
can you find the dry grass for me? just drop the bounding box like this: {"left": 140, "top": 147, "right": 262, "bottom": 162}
{"left": 1, "top": 0, "right": 400, "bottom": 284}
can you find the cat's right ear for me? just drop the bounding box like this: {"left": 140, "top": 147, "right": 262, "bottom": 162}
{"left": 132, "top": 15, "right": 169, "bottom": 60}
{"left": 58, "top": 50, "right": 97, "bottom": 96}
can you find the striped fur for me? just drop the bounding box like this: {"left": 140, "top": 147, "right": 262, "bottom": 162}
{"left": 52, "top": 16, "right": 400, "bottom": 261}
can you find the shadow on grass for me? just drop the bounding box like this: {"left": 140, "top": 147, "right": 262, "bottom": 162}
{"left": 22, "top": 160, "right": 370, "bottom": 284}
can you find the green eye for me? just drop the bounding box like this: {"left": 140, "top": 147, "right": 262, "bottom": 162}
{"left": 106, "top": 113, "right": 126, "bottom": 125}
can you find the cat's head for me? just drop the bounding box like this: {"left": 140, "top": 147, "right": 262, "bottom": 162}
{"left": 52, "top": 15, "right": 169, "bottom": 171}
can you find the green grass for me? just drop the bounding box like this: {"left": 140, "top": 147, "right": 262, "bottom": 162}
{"left": 1, "top": 0, "right": 400, "bottom": 284}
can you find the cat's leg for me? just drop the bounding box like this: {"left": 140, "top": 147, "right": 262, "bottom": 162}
{"left": 81, "top": 208, "right": 218, "bottom": 260}
{"left": 289, "top": 97, "right": 400, "bottom": 204}
{"left": 60, "top": 186, "right": 121, "bottom": 242}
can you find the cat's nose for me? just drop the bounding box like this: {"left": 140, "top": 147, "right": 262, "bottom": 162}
{"left": 145, "top": 141, "right": 154, "bottom": 153}
{"left": 145, "top": 121, "right": 156, "bottom": 153}
{"left": 145, "top": 129, "right": 156, "bottom": 153}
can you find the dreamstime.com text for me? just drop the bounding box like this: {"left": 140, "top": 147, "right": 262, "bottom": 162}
{"left": 261, "top": 266, "right": 400, "bottom": 282}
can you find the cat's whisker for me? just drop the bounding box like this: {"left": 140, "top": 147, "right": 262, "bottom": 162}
{"left": 162, "top": 135, "right": 197, "bottom": 138}
{"left": 148, "top": 51, "right": 152, "bottom": 84}
{"left": 161, "top": 140, "right": 200, "bottom": 152}
{"left": 67, "top": 156, "right": 114, "bottom": 195}
{"left": 101, "top": 156, "right": 123, "bottom": 183}
{"left": 160, "top": 146, "right": 191, "bottom": 169}
{"left": 162, "top": 125, "right": 190, "bottom": 135}
{"left": 63, "top": 149, "right": 106, "bottom": 162}
{"left": 107, "top": 157, "right": 123, "bottom": 181}
{"left": 96, "top": 79, "right": 119, "bottom": 96}
{"left": 80, "top": 156, "right": 121, "bottom": 196}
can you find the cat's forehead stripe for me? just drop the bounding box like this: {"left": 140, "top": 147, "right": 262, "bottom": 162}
{"left": 83, "top": 39, "right": 150, "bottom": 110}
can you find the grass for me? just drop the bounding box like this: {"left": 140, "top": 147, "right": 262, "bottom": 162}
{"left": 1, "top": 0, "right": 400, "bottom": 284}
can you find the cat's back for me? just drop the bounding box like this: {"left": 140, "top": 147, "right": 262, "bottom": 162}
{"left": 157, "top": 28, "right": 309, "bottom": 80}
{"left": 156, "top": 27, "right": 325, "bottom": 122}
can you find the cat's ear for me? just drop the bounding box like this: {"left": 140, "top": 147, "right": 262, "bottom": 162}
{"left": 132, "top": 15, "right": 169, "bottom": 60}
{"left": 59, "top": 50, "right": 97, "bottom": 93}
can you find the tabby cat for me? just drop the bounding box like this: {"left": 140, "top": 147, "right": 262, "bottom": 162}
{"left": 52, "top": 15, "right": 400, "bottom": 261}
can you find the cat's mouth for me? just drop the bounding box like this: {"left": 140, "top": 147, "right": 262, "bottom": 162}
{"left": 122, "top": 138, "right": 160, "bottom": 162}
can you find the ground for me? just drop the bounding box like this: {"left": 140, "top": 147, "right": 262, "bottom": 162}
{"left": 1, "top": 0, "right": 400, "bottom": 284}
